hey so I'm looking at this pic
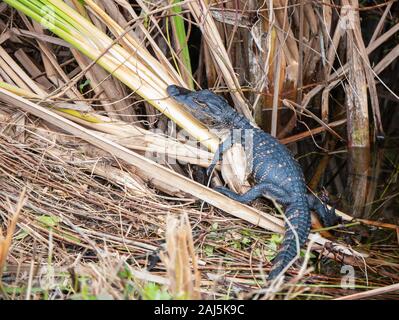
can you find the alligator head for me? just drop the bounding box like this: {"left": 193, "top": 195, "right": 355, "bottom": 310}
{"left": 167, "top": 85, "right": 235, "bottom": 128}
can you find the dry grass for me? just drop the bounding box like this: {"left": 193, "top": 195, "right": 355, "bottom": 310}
{"left": 0, "top": 129, "right": 398, "bottom": 300}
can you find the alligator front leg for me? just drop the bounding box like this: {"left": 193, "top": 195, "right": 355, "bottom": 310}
{"left": 307, "top": 194, "right": 341, "bottom": 227}
{"left": 207, "top": 132, "right": 234, "bottom": 176}
{"left": 215, "top": 182, "right": 291, "bottom": 205}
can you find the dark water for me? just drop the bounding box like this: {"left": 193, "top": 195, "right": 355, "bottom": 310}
{"left": 343, "top": 145, "right": 398, "bottom": 223}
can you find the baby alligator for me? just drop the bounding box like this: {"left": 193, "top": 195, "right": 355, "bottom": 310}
{"left": 167, "top": 85, "right": 340, "bottom": 280}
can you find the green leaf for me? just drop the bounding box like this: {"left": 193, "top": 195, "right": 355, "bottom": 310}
{"left": 204, "top": 245, "right": 214, "bottom": 257}
{"left": 241, "top": 236, "right": 251, "bottom": 246}
{"left": 169, "top": 0, "right": 193, "bottom": 89}
{"left": 57, "top": 231, "right": 81, "bottom": 244}
{"left": 118, "top": 266, "right": 133, "bottom": 280}
{"left": 240, "top": 229, "right": 254, "bottom": 236}
{"left": 79, "top": 79, "right": 91, "bottom": 92}
{"left": 211, "top": 222, "right": 218, "bottom": 231}
{"left": 142, "top": 283, "right": 172, "bottom": 300}
{"left": 270, "top": 234, "right": 283, "bottom": 245}
{"left": 36, "top": 215, "right": 61, "bottom": 228}
{"left": 14, "top": 229, "right": 29, "bottom": 240}
{"left": 231, "top": 241, "right": 241, "bottom": 250}
{"left": 265, "top": 234, "right": 283, "bottom": 261}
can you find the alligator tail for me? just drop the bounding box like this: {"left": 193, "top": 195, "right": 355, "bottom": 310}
{"left": 268, "top": 198, "right": 311, "bottom": 280}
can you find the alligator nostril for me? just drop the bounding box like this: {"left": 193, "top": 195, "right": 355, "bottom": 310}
{"left": 166, "top": 85, "right": 180, "bottom": 97}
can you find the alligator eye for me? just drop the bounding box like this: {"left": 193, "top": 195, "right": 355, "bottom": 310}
{"left": 192, "top": 98, "right": 208, "bottom": 109}
{"left": 197, "top": 102, "right": 208, "bottom": 109}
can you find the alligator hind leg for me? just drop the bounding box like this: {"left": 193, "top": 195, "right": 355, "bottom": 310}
{"left": 307, "top": 194, "right": 341, "bottom": 227}
{"left": 215, "top": 182, "right": 290, "bottom": 205}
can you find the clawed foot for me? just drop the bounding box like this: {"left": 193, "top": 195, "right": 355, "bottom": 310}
{"left": 319, "top": 191, "right": 342, "bottom": 226}
{"left": 323, "top": 203, "right": 342, "bottom": 226}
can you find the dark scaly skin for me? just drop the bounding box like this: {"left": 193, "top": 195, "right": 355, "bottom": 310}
{"left": 167, "top": 85, "right": 340, "bottom": 280}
